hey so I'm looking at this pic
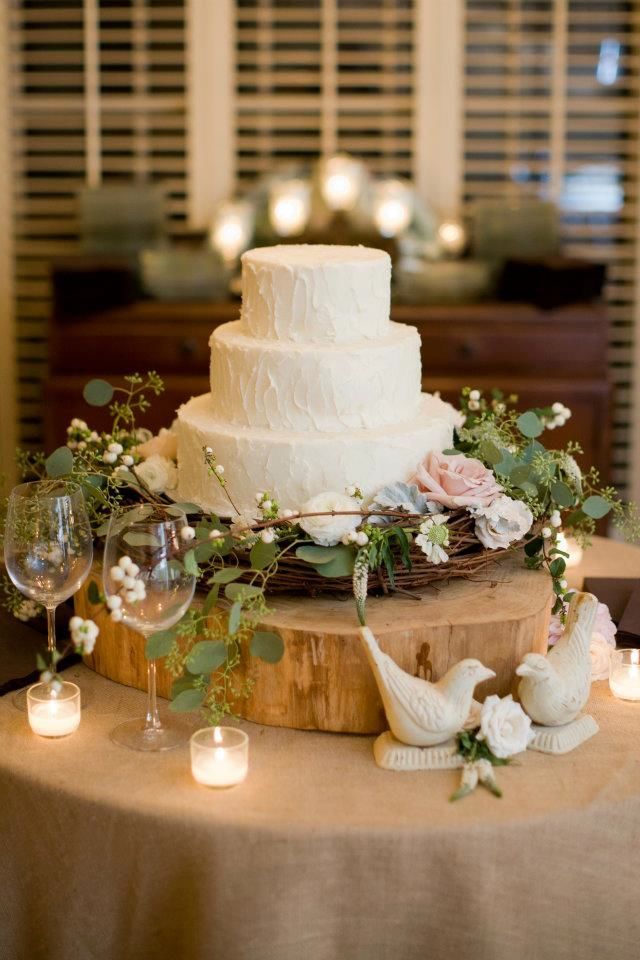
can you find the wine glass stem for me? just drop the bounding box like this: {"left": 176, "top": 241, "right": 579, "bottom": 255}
{"left": 46, "top": 606, "right": 57, "bottom": 671}
{"left": 145, "top": 659, "right": 161, "bottom": 731}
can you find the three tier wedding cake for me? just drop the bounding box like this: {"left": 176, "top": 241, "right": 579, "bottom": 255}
{"left": 175, "top": 244, "right": 461, "bottom": 514}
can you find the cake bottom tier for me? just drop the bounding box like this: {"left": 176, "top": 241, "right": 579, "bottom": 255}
{"left": 175, "top": 392, "right": 458, "bottom": 514}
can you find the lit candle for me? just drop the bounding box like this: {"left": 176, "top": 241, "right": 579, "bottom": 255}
{"left": 321, "top": 154, "right": 364, "bottom": 211}
{"left": 269, "top": 179, "right": 310, "bottom": 237}
{"left": 609, "top": 649, "right": 640, "bottom": 701}
{"left": 210, "top": 202, "right": 253, "bottom": 264}
{"left": 190, "top": 726, "right": 249, "bottom": 788}
{"left": 437, "top": 218, "right": 467, "bottom": 257}
{"left": 373, "top": 179, "right": 413, "bottom": 237}
{"left": 27, "top": 681, "right": 81, "bottom": 737}
{"left": 556, "top": 530, "right": 584, "bottom": 568}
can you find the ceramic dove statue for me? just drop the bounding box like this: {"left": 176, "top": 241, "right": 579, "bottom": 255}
{"left": 359, "top": 626, "right": 495, "bottom": 746}
{"left": 516, "top": 591, "right": 598, "bottom": 727}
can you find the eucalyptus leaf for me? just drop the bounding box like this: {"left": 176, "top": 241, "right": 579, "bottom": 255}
{"left": 311, "top": 546, "right": 355, "bottom": 579}
{"left": 183, "top": 549, "right": 199, "bottom": 577}
{"left": 224, "top": 583, "right": 263, "bottom": 601}
{"left": 493, "top": 449, "right": 518, "bottom": 478}
{"left": 479, "top": 440, "right": 503, "bottom": 466}
{"left": 517, "top": 411, "right": 544, "bottom": 439}
{"left": 169, "top": 688, "right": 205, "bottom": 713}
{"left": 228, "top": 601, "right": 242, "bottom": 635}
{"left": 166, "top": 502, "right": 202, "bottom": 515}
{"left": 186, "top": 640, "right": 227, "bottom": 674}
{"left": 83, "top": 378, "right": 114, "bottom": 407}
{"left": 171, "top": 675, "right": 198, "bottom": 698}
{"left": 194, "top": 542, "right": 216, "bottom": 563}
{"left": 522, "top": 440, "right": 546, "bottom": 463}
{"left": 517, "top": 481, "right": 538, "bottom": 498}
{"left": 87, "top": 580, "right": 101, "bottom": 605}
{"left": 96, "top": 504, "right": 153, "bottom": 537}
{"left": 202, "top": 584, "right": 220, "bottom": 614}
{"left": 250, "top": 539, "right": 277, "bottom": 571}
{"left": 510, "top": 464, "right": 533, "bottom": 485}
{"left": 145, "top": 629, "right": 177, "bottom": 659}
{"left": 295, "top": 544, "right": 344, "bottom": 564}
{"left": 250, "top": 630, "right": 284, "bottom": 664}
{"left": 123, "top": 530, "right": 161, "bottom": 548}
{"left": 45, "top": 446, "right": 74, "bottom": 478}
{"left": 550, "top": 481, "right": 573, "bottom": 507}
{"left": 582, "top": 495, "right": 612, "bottom": 519}
{"left": 210, "top": 567, "right": 244, "bottom": 584}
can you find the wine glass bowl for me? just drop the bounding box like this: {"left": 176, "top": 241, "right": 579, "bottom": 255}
{"left": 103, "top": 508, "right": 196, "bottom": 752}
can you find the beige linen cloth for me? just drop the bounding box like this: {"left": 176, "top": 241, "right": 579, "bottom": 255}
{"left": 1, "top": 669, "right": 640, "bottom": 960}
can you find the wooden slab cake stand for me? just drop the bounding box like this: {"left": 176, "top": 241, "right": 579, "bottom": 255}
{"left": 75, "top": 555, "right": 552, "bottom": 735}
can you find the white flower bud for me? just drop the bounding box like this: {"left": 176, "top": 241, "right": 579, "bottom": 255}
{"left": 356, "top": 531, "right": 369, "bottom": 547}
{"left": 281, "top": 509, "right": 295, "bottom": 520}
{"left": 180, "top": 525, "right": 196, "bottom": 541}
{"left": 261, "top": 528, "right": 276, "bottom": 544}
{"left": 123, "top": 575, "right": 136, "bottom": 589}
{"left": 108, "top": 442, "right": 123, "bottom": 454}
{"left": 125, "top": 590, "right": 138, "bottom": 604}
{"left": 254, "top": 492, "right": 264, "bottom": 504}
{"left": 110, "top": 565, "right": 125, "bottom": 582}
{"left": 77, "top": 440, "right": 87, "bottom": 450}
{"left": 550, "top": 511, "right": 562, "bottom": 528}
{"left": 106, "top": 595, "right": 122, "bottom": 610}
{"left": 546, "top": 422, "right": 556, "bottom": 431}
{"left": 208, "top": 528, "right": 223, "bottom": 540}
{"left": 552, "top": 402, "right": 563, "bottom": 414}
{"left": 103, "top": 451, "right": 117, "bottom": 465}
{"left": 542, "top": 527, "right": 552, "bottom": 539}
{"left": 560, "top": 579, "right": 568, "bottom": 590}
{"left": 134, "top": 580, "right": 146, "bottom": 598}
{"left": 205, "top": 446, "right": 213, "bottom": 455}
{"left": 118, "top": 556, "right": 132, "bottom": 570}
{"left": 128, "top": 563, "right": 140, "bottom": 577}
{"left": 469, "top": 389, "right": 481, "bottom": 401}
{"left": 121, "top": 455, "right": 134, "bottom": 467}
{"left": 110, "top": 608, "right": 124, "bottom": 623}
{"left": 214, "top": 464, "right": 225, "bottom": 476}
{"left": 69, "top": 615, "right": 83, "bottom": 631}
{"left": 468, "top": 399, "right": 480, "bottom": 411}
{"left": 262, "top": 499, "right": 272, "bottom": 512}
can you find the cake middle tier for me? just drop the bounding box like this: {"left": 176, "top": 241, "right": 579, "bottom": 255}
{"left": 209, "top": 320, "right": 422, "bottom": 432}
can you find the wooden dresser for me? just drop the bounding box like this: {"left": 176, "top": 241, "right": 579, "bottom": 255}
{"left": 45, "top": 300, "right": 612, "bottom": 482}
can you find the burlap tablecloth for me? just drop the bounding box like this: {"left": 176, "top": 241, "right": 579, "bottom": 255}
{"left": 1, "top": 538, "right": 640, "bottom": 960}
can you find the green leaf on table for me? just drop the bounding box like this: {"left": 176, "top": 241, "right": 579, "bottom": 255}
{"left": 250, "top": 630, "right": 284, "bottom": 664}
{"left": 250, "top": 539, "right": 277, "bottom": 571}
{"left": 517, "top": 411, "right": 544, "bottom": 439}
{"left": 87, "top": 580, "right": 101, "bottom": 605}
{"left": 169, "top": 688, "right": 205, "bottom": 713}
{"left": 311, "top": 545, "right": 355, "bottom": 579}
{"left": 202, "top": 584, "right": 220, "bottom": 615}
{"left": 45, "top": 446, "right": 74, "bottom": 478}
{"left": 228, "top": 601, "right": 242, "bottom": 635}
{"left": 524, "top": 537, "right": 543, "bottom": 557}
{"left": 83, "top": 378, "right": 114, "bottom": 407}
{"left": 210, "top": 567, "right": 244, "bottom": 584}
{"left": 186, "top": 640, "right": 227, "bottom": 674}
{"left": 582, "top": 495, "right": 612, "bottom": 520}
{"left": 549, "top": 557, "right": 566, "bottom": 578}
{"left": 551, "top": 481, "right": 575, "bottom": 507}
{"left": 295, "top": 544, "right": 344, "bottom": 565}
{"left": 183, "top": 549, "right": 199, "bottom": 577}
{"left": 145, "top": 629, "right": 177, "bottom": 659}
{"left": 224, "top": 583, "right": 263, "bottom": 601}
{"left": 479, "top": 440, "right": 503, "bottom": 466}
{"left": 123, "top": 530, "right": 161, "bottom": 548}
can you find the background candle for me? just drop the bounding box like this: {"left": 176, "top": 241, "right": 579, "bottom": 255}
{"left": 190, "top": 727, "right": 249, "bottom": 788}
{"left": 27, "top": 681, "right": 81, "bottom": 737}
{"left": 609, "top": 649, "right": 640, "bottom": 701}
{"left": 269, "top": 180, "right": 310, "bottom": 237}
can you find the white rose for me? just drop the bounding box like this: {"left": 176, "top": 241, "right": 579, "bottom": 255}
{"left": 134, "top": 455, "right": 178, "bottom": 493}
{"left": 474, "top": 495, "right": 533, "bottom": 550}
{"left": 299, "top": 492, "right": 361, "bottom": 547}
{"left": 477, "top": 694, "right": 534, "bottom": 759}
{"left": 590, "top": 634, "right": 613, "bottom": 681}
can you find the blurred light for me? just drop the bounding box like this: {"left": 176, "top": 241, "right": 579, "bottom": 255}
{"left": 321, "top": 154, "right": 364, "bottom": 211}
{"left": 561, "top": 163, "right": 623, "bottom": 214}
{"left": 269, "top": 179, "right": 311, "bottom": 237}
{"left": 210, "top": 201, "right": 253, "bottom": 263}
{"left": 437, "top": 219, "right": 467, "bottom": 257}
{"left": 556, "top": 531, "right": 584, "bottom": 569}
{"left": 373, "top": 180, "right": 413, "bottom": 237}
{"left": 597, "top": 38, "right": 620, "bottom": 86}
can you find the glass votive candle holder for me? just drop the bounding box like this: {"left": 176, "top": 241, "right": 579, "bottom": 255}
{"left": 27, "top": 681, "right": 81, "bottom": 737}
{"left": 190, "top": 727, "right": 249, "bottom": 788}
{"left": 609, "top": 649, "right": 640, "bottom": 702}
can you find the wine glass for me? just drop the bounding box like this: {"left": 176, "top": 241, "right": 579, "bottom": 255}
{"left": 103, "top": 507, "right": 196, "bottom": 752}
{"left": 4, "top": 480, "right": 94, "bottom": 706}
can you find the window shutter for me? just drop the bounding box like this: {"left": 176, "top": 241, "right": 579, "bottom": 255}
{"left": 234, "top": 0, "right": 415, "bottom": 188}
{"left": 10, "top": 0, "right": 188, "bottom": 448}
{"left": 462, "top": 0, "right": 640, "bottom": 497}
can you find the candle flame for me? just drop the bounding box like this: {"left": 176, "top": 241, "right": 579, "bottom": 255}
{"left": 214, "top": 726, "right": 223, "bottom": 744}
{"left": 632, "top": 650, "right": 639, "bottom": 665}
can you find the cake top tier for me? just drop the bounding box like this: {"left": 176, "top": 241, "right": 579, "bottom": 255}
{"left": 240, "top": 244, "right": 391, "bottom": 344}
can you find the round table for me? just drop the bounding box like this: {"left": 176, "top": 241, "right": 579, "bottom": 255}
{"left": 2, "top": 537, "right": 640, "bottom": 960}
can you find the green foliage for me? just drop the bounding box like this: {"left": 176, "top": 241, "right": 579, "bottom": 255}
{"left": 250, "top": 630, "right": 284, "bottom": 663}
{"left": 169, "top": 688, "right": 206, "bottom": 712}
{"left": 45, "top": 447, "right": 74, "bottom": 478}
{"left": 145, "top": 629, "right": 177, "bottom": 659}
{"left": 186, "top": 640, "right": 227, "bottom": 674}
{"left": 83, "top": 379, "right": 115, "bottom": 406}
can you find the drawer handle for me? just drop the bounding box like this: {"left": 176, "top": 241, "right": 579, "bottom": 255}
{"left": 180, "top": 337, "right": 198, "bottom": 358}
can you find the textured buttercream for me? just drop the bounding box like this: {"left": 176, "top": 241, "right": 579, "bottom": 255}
{"left": 209, "top": 320, "right": 421, "bottom": 432}
{"left": 240, "top": 244, "right": 391, "bottom": 344}
{"left": 175, "top": 393, "right": 459, "bottom": 516}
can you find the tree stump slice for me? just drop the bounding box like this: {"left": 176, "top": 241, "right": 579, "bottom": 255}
{"left": 75, "top": 555, "right": 552, "bottom": 734}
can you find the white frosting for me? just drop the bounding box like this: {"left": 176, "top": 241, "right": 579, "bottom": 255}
{"left": 240, "top": 244, "right": 391, "bottom": 344}
{"left": 176, "top": 393, "right": 459, "bottom": 515}
{"left": 209, "top": 320, "right": 421, "bottom": 432}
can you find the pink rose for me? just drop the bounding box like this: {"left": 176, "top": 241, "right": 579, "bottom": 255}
{"left": 136, "top": 428, "right": 177, "bottom": 461}
{"left": 410, "top": 451, "right": 502, "bottom": 509}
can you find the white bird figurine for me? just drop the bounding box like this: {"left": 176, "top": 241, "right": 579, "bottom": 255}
{"left": 359, "top": 626, "right": 495, "bottom": 746}
{"left": 516, "top": 591, "right": 598, "bottom": 727}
